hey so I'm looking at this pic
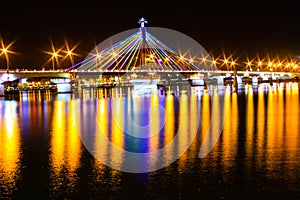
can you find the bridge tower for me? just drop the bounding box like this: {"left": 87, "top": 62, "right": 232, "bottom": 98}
{"left": 138, "top": 17, "right": 148, "bottom": 41}
{"left": 138, "top": 17, "right": 149, "bottom": 69}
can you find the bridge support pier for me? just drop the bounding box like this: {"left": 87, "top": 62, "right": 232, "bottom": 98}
{"left": 233, "top": 69, "right": 238, "bottom": 91}
{"left": 0, "top": 85, "right": 4, "bottom": 96}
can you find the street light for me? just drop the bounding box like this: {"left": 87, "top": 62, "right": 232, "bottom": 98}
{"left": 246, "top": 61, "right": 252, "bottom": 71}
{"left": 51, "top": 50, "right": 60, "bottom": 71}
{"left": 0, "top": 38, "right": 16, "bottom": 72}
{"left": 220, "top": 52, "right": 233, "bottom": 71}
{"left": 66, "top": 50, "right": 74, "bottom": 66}
{"left": 62, "top": 39, "right": 80, "bottom": 67}
{"left": 44, "top": 38, "right": 63, "bottom": 71}
{"left": 1, "top": 48, "right": 9, "bottom": 71}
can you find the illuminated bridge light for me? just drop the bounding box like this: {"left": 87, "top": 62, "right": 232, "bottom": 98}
{"left": 67, "top": 18, "right": 208, "bottom": 73}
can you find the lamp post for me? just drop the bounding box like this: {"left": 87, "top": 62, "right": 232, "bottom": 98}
{"left": 67, "top": 50, "right": 74, "bottom": 66}
{"left": 52, "top": 51, "right": 58, "bottom": 71}
{"left": 223, "top": 59, "right": 229, "bottom": 71}
{"left": 63, "top": 39, "right": 80, "bottom": 68}
{"left": 257, "top": 61, "right": 262, "bottom": 71}
{"left": 1, "top": 48, "right": 9, "bottom": 72}
{"left": 0, "top": 37, "right": 16, "bottom": 73}
{"left": 247, "top": 62, "right": 252, "bottom": 71}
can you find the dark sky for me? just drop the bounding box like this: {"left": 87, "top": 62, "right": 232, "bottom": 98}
{"left": 1, "top": 0, "right": 300, "bottom": 69}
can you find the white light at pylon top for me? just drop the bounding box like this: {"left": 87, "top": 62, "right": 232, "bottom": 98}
{"left": 138, "top": 17, "right": 148, "bottom": 27}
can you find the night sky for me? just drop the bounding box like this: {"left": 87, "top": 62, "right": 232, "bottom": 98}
{"left": 1, "top": 0, "right": 300, "bottom": 69}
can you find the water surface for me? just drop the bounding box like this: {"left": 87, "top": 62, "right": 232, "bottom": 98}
{"left": 0, "top": 83, "right": 299, "bottom": 199}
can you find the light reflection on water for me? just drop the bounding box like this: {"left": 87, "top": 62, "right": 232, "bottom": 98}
{"left": 49, "top": 100, "right": 82, "bottom": 198}
{"left": 0, "top": 101, "right": 22, "bottom": 199}
{"left": 0, "top": 83, "right": 299, "bottom": 199}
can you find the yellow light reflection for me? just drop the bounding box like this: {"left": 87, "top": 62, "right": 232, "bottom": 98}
{"left": 164, "top": 93, "right": 174, "bottom": 146}
{"left": 50, "top": 100, "right": 81, "bottom": 194}
{"left": 211, "top": 89, "right": 221, "bottom": 148}
{"left": 285, "top": 83, "right": 299, "bottom": 162}
{"left": 266, "top": 83, "right": 283, "bottom": 157}
{"left": 222, "top": 89, "right": 238, "bottom": 164}
{"left": 231, "top": 92, "right": 238, "bottom": 154}
{"left": 149, "top": 95, "right": 160, "bottom": 152}
{"left": 0, "top": 102, "right": 21, "bottom": 197}
{"left": 275, "top": 84, "right": 283, "bottom": 148}
{"left": 162, "top": 93, "right": 175, "bottom": 166}
{"left": 245, "top": 85, "right": 254, "bottom": 159}
{"left": 111, "top": 93, "right": 124, "bottom": 169}
{"left": 201, "top": 92, "right": 210, "bottom": 142}
{"left": 256, "top": 85, "right": 265, "bottom": 167}
{"left": 94, "top": 97, "right": 108, "bottom": 174}
{"left": 51, "top": 101, "right": 65, "bottom": 172}
{"left": 95, "top": 98, "right": 109, "bottom": 159}
{"left": 66, "top": 100, "right": 81, "bottom": 172}
{"left": 177, "top": 93, "right": 189, "bottom": 166}
{"left": 188, "top": 93, "right": 199, "bottom": 157}
{"left": 199, "top": 91, "right": 210, "bottom": 170}
{"left": 201, "top": 88, "right": 222, "bottom": 160}
{"left": 93, "top": 96, "right": 122, "bottom": 187}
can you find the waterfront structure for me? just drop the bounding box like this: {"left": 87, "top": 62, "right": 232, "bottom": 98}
{"left": 1, "top": 18, "right": 300, "bottom": 95}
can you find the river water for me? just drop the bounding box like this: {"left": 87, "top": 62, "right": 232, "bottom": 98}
{"left": 0, "top": 83, "right": 299, "bottom": 199}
